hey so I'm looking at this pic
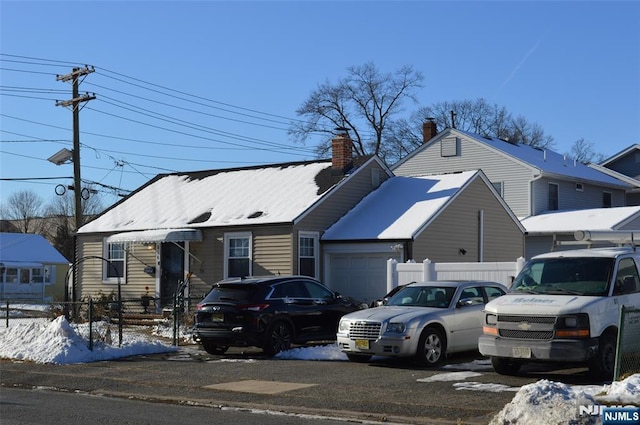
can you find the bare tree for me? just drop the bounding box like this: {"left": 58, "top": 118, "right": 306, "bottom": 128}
{"left": 567, "top": 138, "right": 606, "bottom": 164}
{"left": 385, "top": 98, "right": 556, "bottom": 164}
{"left": 290, "top": 62, "right": 424, "bottom": 161}
{"left": 0, "top": 190, "right": 46, "bottom": 233}
{"left": 43, "top": 188, "right": 104, "bottom": 261}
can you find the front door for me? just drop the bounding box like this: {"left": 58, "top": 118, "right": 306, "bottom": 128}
{"left": 160, "top": 242, "right": 184, "bottom": 307}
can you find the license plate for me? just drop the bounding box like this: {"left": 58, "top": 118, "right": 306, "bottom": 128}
{"left": 211, "top": 313, "right": 224, "bottom": 322}
{"left": 355, "top": 339, "right": 369, "bottom": 350}
{"left": 513, "top": 347, "right": 531, "bottom": 358}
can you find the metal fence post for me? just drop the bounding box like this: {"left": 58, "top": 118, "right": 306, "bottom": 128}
{"left": 88, "top": 298, "right": 94, "bottom": 351}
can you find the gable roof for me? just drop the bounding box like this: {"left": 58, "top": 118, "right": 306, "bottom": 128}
{"left": 599, "top": 144, "right": 640, "bottom": 168}
{"left": 78, "top": 158, "right": 385, "bottom": 234}
{"left": 0, "top": 233, "right": 69, "bottom": 265}
{"left": 521, "top": 206, "right": 640, "bottom": 235}
{"left": 322, "top": 170, "right": 522, "bottom": 241}
{"left": 394, "top": 128, "right": 630, "bottom": 188}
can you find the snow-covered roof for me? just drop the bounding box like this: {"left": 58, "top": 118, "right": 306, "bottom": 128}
{"left": 521, "top": 206, "right": 640, "bottom": 234}
{"left": 322, "top": 171, "right": 479, "bottom": 240}
{"left": 78, "top": 161, "right": 341, "bottom": 234}
{"left": 0, "top": 233, "right": 69, "bottom": 265}
{"left": 454, "top": 130, "right": 630, "bottom": 188}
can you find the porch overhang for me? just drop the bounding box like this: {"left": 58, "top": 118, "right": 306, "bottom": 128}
{"left": 106, "top": 228, "right": 203, "bottom": 244}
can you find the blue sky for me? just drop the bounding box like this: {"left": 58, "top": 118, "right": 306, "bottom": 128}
{"left": 1, "top": 1, "right": 639, "bottom": 208}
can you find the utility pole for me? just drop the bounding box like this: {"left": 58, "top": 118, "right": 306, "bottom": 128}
{"left": 56, "top": 66, "right": 95, "bottom": 316}
{"left": 56, "top": 66, "right": 95, "bottom": 231}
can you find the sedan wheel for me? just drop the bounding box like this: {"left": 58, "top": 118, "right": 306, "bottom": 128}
{"left": 416, "top": 327, "right": 445, "bottom": 366}
{"left": 263, "top": 320, "right": 293, "bottom": 356}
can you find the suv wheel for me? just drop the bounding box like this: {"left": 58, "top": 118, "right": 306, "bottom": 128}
{"left": 201, "top": 340, "right": 229, "bottom": 355}
{"left": 263, "top": 320, "right": 293, "bottom": 356}
{"left": 416, "top": 326, "right": 445, "bottom": 366}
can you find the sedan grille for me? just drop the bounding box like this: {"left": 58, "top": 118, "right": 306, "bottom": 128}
{"left": 349, "top": 322, "right": 381, "bottom": 340}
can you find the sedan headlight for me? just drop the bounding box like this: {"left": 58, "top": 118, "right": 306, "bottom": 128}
{"left": 386, "top": 322, "right": 406, "bottom": 333}
{"left": 338, "top": 319, "right": 350, "bottom": 332}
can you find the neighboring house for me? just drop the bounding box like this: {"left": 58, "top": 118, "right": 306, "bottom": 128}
{"left": 322, "top": 170, "right": 525, "bottom": 303}
{"left": 0, "top": 233, "right": 70, "bottom": 302}
{"left": 520, "top": 206, "right": 640, "bottom": 258}
{"left": 392, "top": 126, "right": 631, "bottom": 218}
{"left": 590, "top": 144, "right": 640, "bottom": 206}
{"left": 75, "top": 134, "right": 393, "bottom": 307}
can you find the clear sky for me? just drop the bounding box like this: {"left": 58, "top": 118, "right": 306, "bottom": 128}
{"left": 1, "top": 1, "right": 639, "bottom": 209}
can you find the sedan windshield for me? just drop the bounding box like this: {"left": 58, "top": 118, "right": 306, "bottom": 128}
{"left": 511, "top": 257, "right": 614, "bottom": 296}
{"left": 386, "top": 286, "right": 455, "bottom": 308}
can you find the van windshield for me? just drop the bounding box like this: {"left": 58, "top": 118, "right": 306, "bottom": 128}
{"left": 511, "top": 257, "right": 614, "bottom": 296}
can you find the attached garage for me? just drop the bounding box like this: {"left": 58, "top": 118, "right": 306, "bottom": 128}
{"left": 324, "top": 247, "right": 402, "bottom": 304}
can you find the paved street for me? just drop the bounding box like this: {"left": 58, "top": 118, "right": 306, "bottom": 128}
{"left": 0, "top": 345, "right": 600, "bottom": 425}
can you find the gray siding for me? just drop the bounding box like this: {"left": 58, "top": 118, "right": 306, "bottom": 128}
{"left": 619, "top": 215, "right": 640, "bottom": 231}
{"left": 606, "top": 150, "right": 640, "bottom": 178}
{"left": 393, "top": 134, "right": 534, "bottom": 217}
{"left": 532, "top": 178, "right": 627, "bottom": 215}
{"left": 412, "top": 178, "right": 524, "bottom": 262}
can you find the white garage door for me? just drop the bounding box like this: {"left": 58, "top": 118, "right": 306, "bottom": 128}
{"left": 329, "top": 253, "right": 399, "bottom": 304}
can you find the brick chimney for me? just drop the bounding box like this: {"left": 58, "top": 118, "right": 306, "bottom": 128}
{"left": 331, "top": 132, "right": 353, "bottom": 171}
{"left": 422, "top": 119, "right": 438, "bottom": 144}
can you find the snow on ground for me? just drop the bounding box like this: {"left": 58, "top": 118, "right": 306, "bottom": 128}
{"left": 0, "top": 315, "right": 638, "bottom": 425}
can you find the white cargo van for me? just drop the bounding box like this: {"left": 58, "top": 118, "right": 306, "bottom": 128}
{"left": 479, "top": 231, "right": 640, "bottom": 380}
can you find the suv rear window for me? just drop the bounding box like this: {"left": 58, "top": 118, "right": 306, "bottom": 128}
{"left": 203, "top": 284, "right": 258, "bottom": 303}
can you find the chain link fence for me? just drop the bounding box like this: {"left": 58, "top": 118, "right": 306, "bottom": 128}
{"left": 614, "top": 306, "right": 640, "bottom": 381}
{"left": 1, "top": 295, "right": 198, "bottom": 350}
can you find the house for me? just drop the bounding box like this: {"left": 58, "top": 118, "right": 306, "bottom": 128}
{"left": 590, "top": 144, "right": 640, "bottom": 206}
{"left": 75, "top": 133, "right": 394, "bottom": 307}
{"left": 0, "top": 233, "right": 69, "bottom": 302}
{"left": 520, "top": 206, "right": 640, "bottom": 258}
{"left": 321, "top": 170, "right": 525, "bottom": 303}
{"left": 392, "top": 124, "right": 631, "bottom": 218}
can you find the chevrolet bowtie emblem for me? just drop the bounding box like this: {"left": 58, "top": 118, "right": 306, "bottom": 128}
{"left": 518, "top": 322, "right": 532, "bottom": 331}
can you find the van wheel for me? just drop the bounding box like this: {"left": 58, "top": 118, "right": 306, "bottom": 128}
{"left": 589, "top": 332, "right": 616, "bottom": 381}
{"left": 416, "top": 327, "right": 445, "bottom": 366}
{"left": 491, "top": 357, "right": 521, "bottom": 375}
{"left": 263, "top": 320, "right": 293, "bottom": 356}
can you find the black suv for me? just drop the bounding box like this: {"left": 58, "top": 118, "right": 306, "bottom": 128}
{"left": 193, "top": 275, "right": 365, "bottom": 356}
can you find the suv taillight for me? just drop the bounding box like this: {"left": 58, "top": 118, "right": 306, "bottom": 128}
{"left": 237, "top": 303, "right": 270, "bottom": 312}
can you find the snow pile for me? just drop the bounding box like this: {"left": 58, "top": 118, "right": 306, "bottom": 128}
{"left": 490, "top": 377, "right": 640, "bottom": 425}
{"left": 0, "top": 316, "right": 176, "bottom": 364}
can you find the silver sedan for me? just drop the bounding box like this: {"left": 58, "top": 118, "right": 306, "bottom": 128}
{"left": 336, "top": 280, "right": 508, "bottom": 366}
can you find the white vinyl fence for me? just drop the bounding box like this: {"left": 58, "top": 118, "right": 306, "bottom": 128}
{"left": 386, "top": 258, "right": 527, "bottom": 293}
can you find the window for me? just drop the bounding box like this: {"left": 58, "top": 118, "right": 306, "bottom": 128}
{"left": 484, "top": 286, "right": 506, "bottom": 301}
{"left": 441, "top": 137, "right": 459, "bottom": 157}
{"left": 614, "top": 258, "right": 640, "bottom": 295}
{"left": 548, "top": 183, "right": 559, "bottom": 210}
{"left": 104, "top": 241, "right": 126, "bottom": 281}
{"left": 298, "top": 232, "right": 319, "bottom": 278}
{"left": 491, "top": 181, "right": 504, "bottom": 197}
{"left": 603, "top": 192, "right": 612, "bottom": 208}
{"left": 5, "top": 268, "right": 18, "bottom": 283}
{"left": 575, "top": 183, "right": 584, "bottom": 192}
{"left": 225, "top": 232, "right": 251, "bottom": 278}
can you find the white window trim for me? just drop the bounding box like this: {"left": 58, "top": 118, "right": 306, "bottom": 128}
{"left": 298, "top": 231, "right": 320, "bottom": 278}
{"left": 103, "top": 239, "right": 126, "bottom": 284}
{"left": 224, "top": 232, "right": 252, "bottom": 278}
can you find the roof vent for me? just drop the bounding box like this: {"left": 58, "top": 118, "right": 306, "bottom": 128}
{"left": 248, "top": 211, "right": 264, "bottom": 219}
